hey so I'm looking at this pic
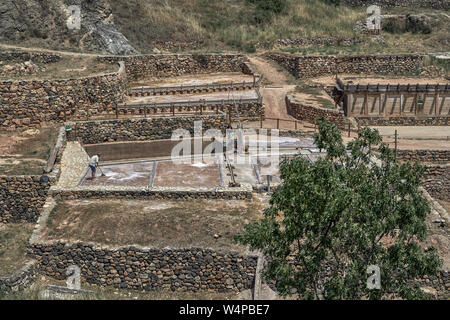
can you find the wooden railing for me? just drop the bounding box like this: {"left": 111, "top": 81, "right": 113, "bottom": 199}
{"left": 114, "top": 94, "right": 263, "bottom": 118}
{"left": 129, "top": 76, "right": 263, "bottom": 97}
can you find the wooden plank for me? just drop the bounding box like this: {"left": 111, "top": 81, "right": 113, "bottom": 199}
{"left": 44, "top": 146, "right": 59, "bottom": 173}
{"left": 438, "top": 94, "right": 446, "bottom": 116}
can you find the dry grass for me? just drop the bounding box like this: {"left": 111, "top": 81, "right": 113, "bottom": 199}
{"left": 0, "top": 54, "right": 118, "bottom": 81}
{"left": 0, "top": 126, "right": 59, "bottom": 160}
{"left": 0, "top": 159, "right": 45, "bottom": 175}
{"left": 43, "top": 199, "right": 266, "bottom": 252}
{"left": 0, "top": 126, "right": 59, "bottom": 175}
{"left": 0, "top": 223, "right": 35, "bottom": 277}
{"left": 110, "top": 0, "right": 449, "bottom": 55}
{"left": 110, "top": 0, "right": 365, "bottom": 52}
{"left": 0, "top": 276, "right": 240, "bottom": 300}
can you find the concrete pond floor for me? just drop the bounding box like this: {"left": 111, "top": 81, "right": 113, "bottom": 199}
{"left": 81, "top": 157, "right": 224, "bottom": 188}
{"left": 130, "top": 72, "right": 255, "bottom": 88}
{"left": 124, "top": 89, "right": 259, "bottom": 104}
{"left": 78, "top": 136, "right": 326, "bottom": 189}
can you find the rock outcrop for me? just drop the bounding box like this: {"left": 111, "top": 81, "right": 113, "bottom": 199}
{"left": 0, "top": 0, "right": 135, "bottom": 55}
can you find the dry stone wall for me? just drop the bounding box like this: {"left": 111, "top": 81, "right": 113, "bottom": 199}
{"left": 51, "top": 188, "right": 253, "bottom": 201}
{"left": 285, "top": 95, "right": 348, "bottom": 127}
{"left": 28, "top": 242, "right": 257, "bottom": 293}
{"left": 99, "top": 54, "right": 248, "bottom": 80}
{"left": 0, "top": 62, "right": 128, "bottom": 130}
{"left": 0, "top": 52, "right": 61, "bottom": 64}
{"left": 341, "top": 0, "right": 449, "bottom": 9}
{"left": 272, "top": 37, "right": 363, "bottom": 48}
{"left": 0, "top": 175, "right": 54, "bottom": 223}
{"left": 396, "top": 149, "right": 450, "bottom": 163}
{"left": 0, "top": 261, "right": 37, "bottom": 293}
{"left": 423, "top": 164, "right": 449, "bottom": 201}
{"left": 69, "top": 114, "right": 228, "bottom": 144}
{"left": 267, "top": 53, "right": 424, "bottom": 78}
{"left": 355, "top": 117, "right": 449, "bottom": 126}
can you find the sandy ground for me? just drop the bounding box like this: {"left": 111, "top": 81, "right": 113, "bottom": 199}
{"left": 125, "top": 89, "right": 258, "bottom": 104}
{"left": 372, "top": 126, "right": 450, "bottom": 139}
{"left": 0, "top": 134, "right": 22, "bottom": 156}
{"left": 292, "top": 90, "right": 336, "bottom": 108}
{"left": 41, "top": 198, "right": 264, "bottom": 252}
{"left": 153, "top": 158, "right": 221, "bottom": 188}
{"left": 247, "top": 55, "right": 298, "bottom": 124}
{"left": 130, "top": 72, "right": 254, "bottom": 88}
{"left": 311, "top": 75, "right": 449, "bottom": 86}
{"left": 82, "top": 161, "right": 155, "bottom": 187}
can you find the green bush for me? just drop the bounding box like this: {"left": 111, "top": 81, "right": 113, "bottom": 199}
{"left": 246, "top": 0, "right": 287, "bottom": 24}
{"left": 406, "top": 20, "right": 432, "bottom": 34}
{"left": 383, "top": 20, "right": 407, "bottom": 34}
{"left": 323, "top": 0, "right": 340, "bottom": 6}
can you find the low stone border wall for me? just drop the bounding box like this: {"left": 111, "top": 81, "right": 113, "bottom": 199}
{"left": 27, "top": 243, "right": 257, "bottom": 293}
{"left": 396, "top": 149, "right": 450, "bottom": 163}
{"left": 68, "top": 114, "right": 229, "bottom": 144}
{"left": 0, "top": 62, "right": 127, "bottom": 130}
{"left": 0, "top": 127, "right": 65, "bottom": 224}
{"left": 99, "top": 54, "right": 247, "bottom": 81}
{"left": 341, "top": 0, "right": 449, "bottom": 10}
{"left": 423, "top": 164, "right": 449, "bottom": 201}
{"left": 356, "top": 117, "right": 449, "bottom": 126}
{"left": 270, "top": 37, "right": 363, "bottom": 48}
{"left": 0, "top": 175, "right": 54, "bottom": 223}
{"left": 50, "top": 185, "right": 254, "bottom": 201}
{"left": 267, "top": 53, "right": 423, "bottom": 79}
{"left": 0, "top": 51, "right": 62, "bottom": 64}
{"left": 285, "top": 95, "right": 348, "bottom": 127}
{"left": 27, "top": 198, "right": 257, "bottom": 293}
{"left": 0, "top": 261, "right": 37, "bottom": 293}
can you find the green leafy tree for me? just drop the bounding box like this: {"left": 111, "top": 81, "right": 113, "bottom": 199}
{"left": 236, "top": 119, "right": 441, "bottom": 299}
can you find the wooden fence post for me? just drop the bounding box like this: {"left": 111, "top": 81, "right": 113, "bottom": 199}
{"left": 394, "top": 129, "right": 398, "bottom": 159}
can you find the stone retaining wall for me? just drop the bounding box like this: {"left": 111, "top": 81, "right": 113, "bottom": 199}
{"left": 423, "top": 164, "right": 449, "bottom": 201}
{"left": 0, "top": 261, "right": 37, "bottom": 293}
{"left": 271, "top": 37, "right": 363, "bottom": 48}
{"left": 69, "top": 114, "right": 228, "bottom": 144}
{"left": 51, "top": 188, "right": 253, "bottom": 201}
{"left": 267, "top": 53, "right": 423, "bottom": 78}
{"left": 0, "top": 62, "right": 127, "bottom": 130}
{"left": 27, "top": 242, "right": 257, "bottom": 293}
{"left": 285, "top": 95, "right": 348, "bottom": 127}
{"left": 0, "top": 175, "right": 55, "bottom": 223}
{"left": 0, "top": 51, "right": 62, "bottom": 64}
{"left": 355, "top": 117, "right": 449, "bottom": 126}
{"left": 99, "top": 54, "right": 248, "bottom": 81}
{"left": 341, "top": 0, "right": 449, "bottom": 10}
{"left": 396, "top": 149, "right": 450, "bottom": 163}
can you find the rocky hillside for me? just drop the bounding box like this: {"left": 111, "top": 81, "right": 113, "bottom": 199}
{"left": 0, "top": 0, "right": 135, "bottom": 55}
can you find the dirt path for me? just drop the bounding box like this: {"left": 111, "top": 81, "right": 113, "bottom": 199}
{"left": 0, "top": 43, "right": 103, "bottom": 57}
{"left": 247, "top": 55, "right": 297, "bottom": 128}
{"left": 247, "top": 55, "right": 291, "bottom": 86}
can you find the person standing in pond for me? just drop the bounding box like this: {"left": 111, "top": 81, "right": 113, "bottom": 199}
{"left": 89, "top": 154, "right": 100, "bottom": 180}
